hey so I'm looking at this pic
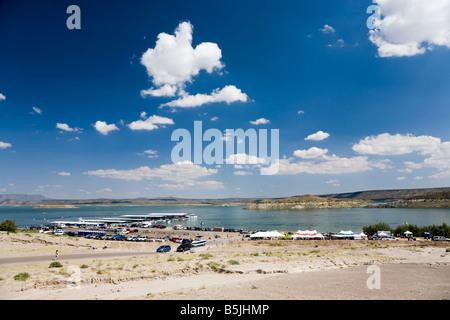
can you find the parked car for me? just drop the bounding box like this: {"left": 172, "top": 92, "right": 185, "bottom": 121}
{"left": 176, "top": 243, "right": 192, "bottom": 252}
{"left": 156, "top": 245, "right": 171, "bottom": 253}
{"left": 112, "top": 235, "right": 126, "bottom": 241}
{"left": 53, "top": 230, "right": 65, "bottom": 236}
{"left": 381, "top": 237, "right": 399, "bottom": 241}
{"left": 433, "top": 236, "right": 450, "bottom": 241}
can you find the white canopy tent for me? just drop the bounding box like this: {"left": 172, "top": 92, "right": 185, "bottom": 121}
{"left": 291, "top": 230, "right": 324, "bottom": 239}
{"left": 404, "top": 230, "right": 413, "bottom": 237}
{"left": 354, "top": 232, "right": 367, "bottom": 240}
{"left": 250, "top": 231, "right": 285, "bottom": 239}
{"left": 332, "top": 230, "right": 356, "bottom": 239}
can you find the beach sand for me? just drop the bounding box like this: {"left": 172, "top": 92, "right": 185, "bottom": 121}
{"left": 0, "top": 230, "right": 449, "bottom": 300}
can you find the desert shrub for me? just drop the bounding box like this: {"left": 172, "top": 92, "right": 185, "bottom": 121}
{"left": 49, "top": 261, "right": 63, "bottom": 268}
{"left": 14, "top": 272, "right": 30, "bottom": 281}
{"left": 228, "top": 260, "right": 240, "bottom": 265}
{"left": 208, "top": 261, "right": 220, "bottom": 269}
{"left": 199, "top": 253, "right": 213, "bottom": 260}
{"left": 0, "top": 219, "right": 17, "bottom": 232}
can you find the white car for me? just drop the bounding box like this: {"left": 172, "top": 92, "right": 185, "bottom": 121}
{"left": 53, "top": 230, "right": 65, "bottom": 236}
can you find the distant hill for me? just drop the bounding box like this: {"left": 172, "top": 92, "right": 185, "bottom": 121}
{"left": 0, "top": 194, "right": 47, "bottom": 204}
{"left": 244, "top": 194, "right": 369, "bottom": 210}
{"left": 375, "top": 190, "right": 450, "bottom": 208}
{"left": 319, "top": 187, "right": 450, "bottom": 202}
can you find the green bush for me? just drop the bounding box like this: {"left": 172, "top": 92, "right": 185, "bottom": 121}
{"left": 362, "top": 222, "right": 392, "bottom": 236}
{"left": 14, "top": 272, "right": 30, "bottom": 281}
{"left": 228, "top": 260, "right": 240, "bottom": 265}
{"left": 363, "top": 222, "right": 450, "bottom": 238}
{"left": 0, "top": 219, "right": 18, "bottom": 232}
{"left": 49, "top": 261, "right": 63, "bottom": 268}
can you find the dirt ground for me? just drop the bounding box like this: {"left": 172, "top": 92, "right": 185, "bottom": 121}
{"left": 0, "top": 230, "right": 449, "bottom": 300}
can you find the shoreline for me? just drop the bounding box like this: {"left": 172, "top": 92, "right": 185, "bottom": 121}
{"left": 0, "top": 231, "right": 449, "bottom": 300}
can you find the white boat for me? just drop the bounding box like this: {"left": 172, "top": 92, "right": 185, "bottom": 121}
{"left": 191, "top": 239, "right": 206, "bottom": 247}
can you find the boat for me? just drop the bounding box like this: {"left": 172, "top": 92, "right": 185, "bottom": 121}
{"left": 191, "top": 238, "right": 207, "bottom": 247}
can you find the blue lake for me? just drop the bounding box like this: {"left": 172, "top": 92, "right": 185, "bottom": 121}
{"left": 1, "top": 205, "right": 449, "bottom": 233}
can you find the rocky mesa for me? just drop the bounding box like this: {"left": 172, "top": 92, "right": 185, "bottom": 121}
{"left": 244, "top": 194, "right": 370, "bottom": 210}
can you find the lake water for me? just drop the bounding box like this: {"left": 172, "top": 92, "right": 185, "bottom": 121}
{"left": 1, "top": 205, "right": 449, "bottom": 233}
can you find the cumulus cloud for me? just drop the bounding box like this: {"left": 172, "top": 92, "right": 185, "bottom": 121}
{"left": 84, "top": 161, "right": 219, "bottom": 187}
{"left": 56, "top": 123, "right": 81, "bottom": 133}
{"left": 85, "top": 161, "right": 225, "bottom": 190}
{"left": 0, "top": 141, "right": 12, "bottom": 149}
{"left": 352, "top": 133, "right": 441, "bottom": 155}
{"left": 128, "top": 114, "right": 174, "bottom": 131}
{"left": 368, "top": 0, "right": 450, "bottom": 57}
{"left": 249, "top": 118, "right": 270, "bottom": 125}
{"left": 225, "top": 153, "right": 267, "bottom": 165}
{"left": 353, "top": 133, "right": 450, "bottom": 179}
{"left": 305, "top": 131, "right": 330, "bottom": 141}
{"left": 277, "top": 155, "right": 373, "bottom": 175}
{"left": 141, "top": 21, "right": 223, "bottom": 88}
{"left": 57, "top": 172, "right": 71, "bottom": 176}
{"left": 293, "top": 147, "right": 328, "bottom": 159}
{"left": 140, "top": 21, "right": 249, "bottom": 108}
{"left": 94, "top": 121, "right": 119, "bottom": 135}
{"left": 160, "top": 85, "right": 249, "bottom": 108}
{"left": 140, "top": 84, "right": 178, "bottom": 98}
{"left": 320, "top": 24, "right": 335, "bottom": 34}
{"left": 0, "top": 93, "right": 5, "bottom": 101}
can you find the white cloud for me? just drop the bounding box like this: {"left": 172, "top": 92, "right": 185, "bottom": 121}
{"left": 84, "top": 161, "right": 218, "bottom": 184}
{"left": 353, "top": 133, "right": 450, "bottom": 179}
{"left": 141, "top": 21, "right": 224, "bottom": 88}
{"left": 94, "top": 121, "right": 119, "bottom": 135}
{"left": 161, "top": 85, "right": 249, "bottom": 108}
{"left": 225, "top": 153, "right": 266, "bottom": 165}
{"left": 31, "top": 106, "right": 42, "bottom": 115}
{"left": 249, "top": 118, "right": 270, "bottom": 125}
{"left": 305, "top": 131, "right": 330, "bottom": 141}
{"left": 159, "top": 180, "right": 224, "bottom": 191}
{"left": 0, "top": 141, "right": 12, "bottom": 149}
{"left": 210, "top": 116, "right": 219, "bottom": 121}
{"left": 144, "top": 149, "right": 158, "bottom": 158}
{"left": 57, "top": 172, "right": 71, "bottom": 176}
{"left": 140, "top": 21, "right": 249, "bottom": 108}
{"left": 277, "top": 155, "right": 373, "bottom": 175}
{"left": 396, "top": 176, "right": 406, "bottom": 181}
{"left": 56, "top": 123, "right": 81, "bottom": 133}
{"left": 297, "top": 110, "right": 305, "bottom": 115}
{"left": 234, "top": 171, "right": 252, "bottom": 176}
{"left": 320, "top": 24, "right": 335, "bottom": 34}
{"left": 128, "top": 114, "right": 174, "bottom": 131}
{"left": 326, "top": 179, "right": 341, "bottom": 187}
{"left": 96, "top": 188, "right": 113, "bottom": 193}
{"left": 352, "top": 133, "right": 441, "bottom": 155}
{"left": 0, "top": 93, "right": 5, "bottom": 101}
{"left": 140, "top": 84, "right": 178, "bottom": 98}
{"left": 368, "top": 0, "right": 450, "bottom": 57}
{"left": 293, "top": 147, "right": 328, "bottom": 159}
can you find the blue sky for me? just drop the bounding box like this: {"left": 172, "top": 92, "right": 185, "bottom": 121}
{"left": 0, "top": 0, "right": 449, "bottom": 199}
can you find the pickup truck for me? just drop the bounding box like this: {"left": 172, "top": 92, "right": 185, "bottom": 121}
{"left": 433, "top": 236, "right": 450, "bottom": 241}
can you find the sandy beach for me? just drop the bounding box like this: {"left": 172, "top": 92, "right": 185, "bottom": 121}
{"left": 0, "top": 230, "right": 449, "bottom": 300}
